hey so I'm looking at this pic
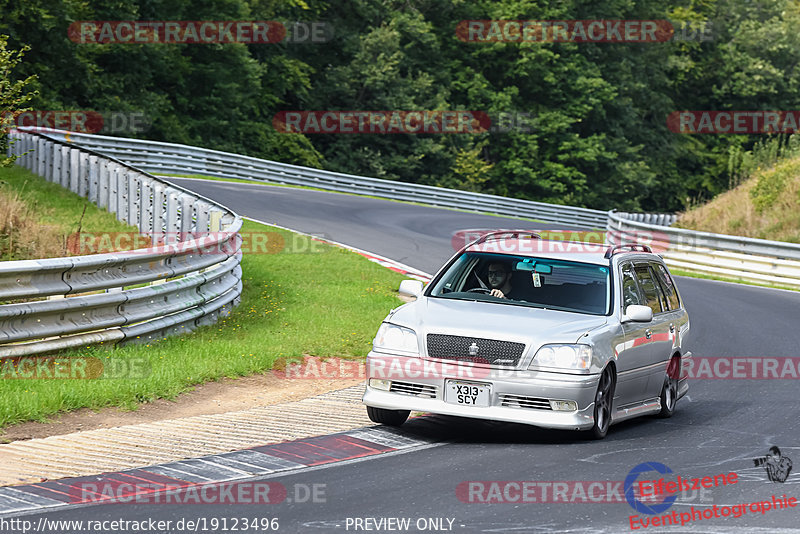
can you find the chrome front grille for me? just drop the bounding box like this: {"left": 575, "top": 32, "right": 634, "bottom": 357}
{"left": 426, "top": 334, "right": 525, "bottom": 367}
{"left": 500, "top": 394, "right": 552, "bottom": 410}
{"left": 389, "top": 381, "right": 437, "bottom": 398}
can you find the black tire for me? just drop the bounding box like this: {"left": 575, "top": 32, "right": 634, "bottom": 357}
{"left": 367, "top": 406, "right": 409, "bottom": 426}
{"left": 658, "top": 357, "right": 680, "bottom": 418}
{"left": 586, "top": 366, "right": 615, "bottom": 440}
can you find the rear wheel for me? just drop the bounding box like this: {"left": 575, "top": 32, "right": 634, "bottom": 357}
{"left": 586, "top": 366, "right": 615, "bottom": 440}
{"left": 658, "top": 357, "right": 680, "bottom": 418}
{"left": 367, "top": 406, "right": 409, "bottom": 426}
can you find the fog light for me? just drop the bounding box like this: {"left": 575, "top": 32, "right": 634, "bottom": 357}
{"left": 550, "top": 400, "right": 577, "bottom": 411}
{"left": 369, "top": 378, "right": 392, "bottom": 391}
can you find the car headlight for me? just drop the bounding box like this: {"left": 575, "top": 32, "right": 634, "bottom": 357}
{"left": 373, "top": 323, "right": 419, "bottom": 355}
{"left": 530, "top": 344, "right": 592, "bottom": 371}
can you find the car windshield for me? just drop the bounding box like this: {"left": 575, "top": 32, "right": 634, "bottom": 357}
{"left": 429, "top": 252, "right": 610, "bottom": 315}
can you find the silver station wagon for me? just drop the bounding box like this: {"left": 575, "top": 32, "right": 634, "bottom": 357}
{"left": 362, "top": 231, "right": 691, "bottom": 439}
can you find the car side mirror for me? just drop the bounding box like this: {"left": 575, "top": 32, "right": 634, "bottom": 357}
{"left": 399, "top": 279, "right": 423, "bottom": 298}
{"left": 623, "top": 305, "right": 653, "bottom": 323}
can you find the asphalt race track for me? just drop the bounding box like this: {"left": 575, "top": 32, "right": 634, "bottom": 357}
{"left": 9, "top": 178, "right": 800, "bottom": 533}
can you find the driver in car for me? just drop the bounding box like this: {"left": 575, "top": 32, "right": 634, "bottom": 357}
{"left": 487, "top": 261, "right": 517, "bottom": 299}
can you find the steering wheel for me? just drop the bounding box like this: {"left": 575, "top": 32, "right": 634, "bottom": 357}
{"left": 467, "top": 287, "right": 492, "bottom": 294}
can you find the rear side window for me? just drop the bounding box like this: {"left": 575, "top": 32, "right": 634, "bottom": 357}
{"left": 634, "top": 265, "right": 665, "bottom": 315}
{"left": 654, "top": 263, "right": 680, "bottom": 310}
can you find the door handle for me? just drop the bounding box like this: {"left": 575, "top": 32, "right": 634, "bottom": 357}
{"left": 645, "top": 329, "right": 652, "bottom": 339}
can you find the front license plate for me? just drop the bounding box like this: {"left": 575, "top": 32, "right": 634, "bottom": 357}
{"left": 445, "top": 381, "right": 491, "bottom": 407}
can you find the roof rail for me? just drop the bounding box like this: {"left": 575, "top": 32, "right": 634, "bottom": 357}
{"left": 470, "top": 230, "right": 542, "bottom": 247}
{"left": 604, "top": 243, "right": 652, "bottom": 259}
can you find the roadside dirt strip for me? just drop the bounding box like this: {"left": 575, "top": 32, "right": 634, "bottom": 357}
{"left": 0, "top": 385, "right": 395, "bottom": 489}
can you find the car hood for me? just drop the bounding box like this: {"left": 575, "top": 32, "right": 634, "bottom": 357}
{"left": 388, "top": 296, "right": 608, "bottom": 351}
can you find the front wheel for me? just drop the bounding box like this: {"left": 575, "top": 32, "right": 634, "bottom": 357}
{"left": 367, "top": 406, "right": 409, "bottom": 426}
{"left": 658, "top": 357, "right": 680, "bottom": 418}
{"left": 586, "top": 367, "right": 615, "bottom": 440}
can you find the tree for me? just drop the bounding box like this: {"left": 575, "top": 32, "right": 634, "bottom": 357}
{"left": 0, "top": 34, "right": 38, "bottom": 167}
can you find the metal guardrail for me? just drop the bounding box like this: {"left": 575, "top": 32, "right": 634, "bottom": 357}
{"left": 1, "top": 130, "right": 243, "bottom": 357}
{"left": 607, "top": 211, "right": 800, "bottom": 287}
{"left": 37, "top": 129, "right": 609, "bottom": 229}
{"left": 614, "top": 212, "right": 678, "bottom": 227}
{"left": 10, "top": 127, "right": 800, "bottom": 321}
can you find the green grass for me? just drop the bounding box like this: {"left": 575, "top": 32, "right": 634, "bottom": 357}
{"left": 0, "top": 219, "right": 407, "bottom": 428}
{"left": 0, "top": 165, "right": 135, "bottom": 237}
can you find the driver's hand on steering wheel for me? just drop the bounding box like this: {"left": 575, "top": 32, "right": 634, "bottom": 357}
{"left": 490, "top": 289, "right": 506, "bottom": 298}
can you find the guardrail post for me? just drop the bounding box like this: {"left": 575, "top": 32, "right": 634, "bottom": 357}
{"left": 209, "top": 210, "right": 222, "bottom": 232}
{"left": 88, "top": 155, "right": 99, "bottom": 203}
{"left": 59, "top": 145, "right": 70, "bottom": 188}
{"left": 180, "top": 195, "right": 193, "bottom": 236}
{"left": 108, "top": 163, "right": 120, "bottom": 215}
{"left": 15, "top": 134, "right": 23, "bottom": 166}
{"left": 78, "top": 152, "right": 90, "bottom": 197}
{"left": 61, "top": 146, "right": 72, "bottom": 188}
{"left": 26, "top": 134, "right": 33, "bottom": 167}
{"left": 140, "top": 180, "right": 153, "bottom": 234}
{"left": 52, "top": 142, "right": 62, "bottom": 184}
{"left": 69, "top": 148, "right": 81, "bottom": 193}
{"left": 44, "top": 140, "right": 54, "bottom": 181}
{"left": 152, "top": 185, "right": 165, "bottom": 239}
{"left": 26, "top": 135, "right": 33, "bottom": 169}
{"left": 19, "top": 134, "right": 28, "bottom": 168}
{"left": 166, "top": 190, "right": 179, "bottom": 242}
{"left": 117, "top": 169, "right": 129, "bottom": 223}
{"left": 127, "top": 173, "right": 140, "bottom": 228}
{"left": 98, "top": 159, "right": 110, "bottom": 209}
{"left": 36, "top": 137, "right": 45, "bottom": 176}
{"left": 195, "top": 202, "right": 210, "bottom": 234}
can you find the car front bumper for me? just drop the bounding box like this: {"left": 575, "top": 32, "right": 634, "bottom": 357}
{"left": 362, "top": 351, "right": 601, "bottom": 430}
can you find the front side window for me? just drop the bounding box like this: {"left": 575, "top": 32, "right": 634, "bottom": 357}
{"left": 621, "top": 263, "right": 643, "bottom": 309}
{"left": 428, "top": 252, "right": 610, "bottom": 315}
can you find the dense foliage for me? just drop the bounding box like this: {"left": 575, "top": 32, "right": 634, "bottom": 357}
{"left": 2, "top": 0, "right": 798, "bottom": 212}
